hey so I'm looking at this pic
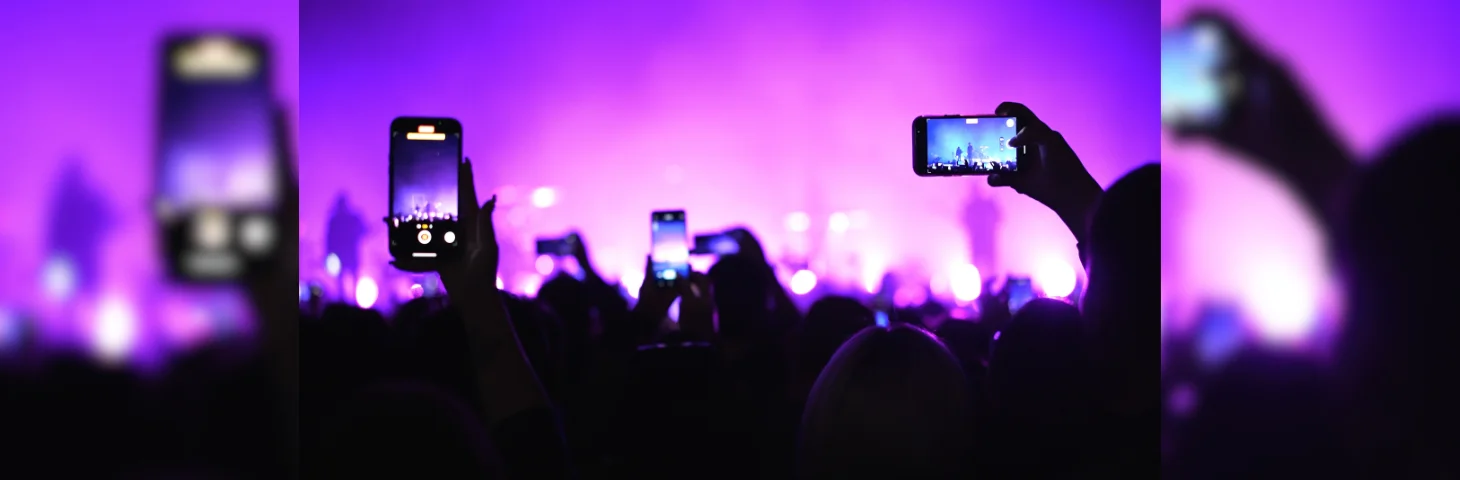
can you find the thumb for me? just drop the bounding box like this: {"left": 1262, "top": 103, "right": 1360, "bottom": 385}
{"left": 476, "top": 194, "right": 497, "bottom": 248}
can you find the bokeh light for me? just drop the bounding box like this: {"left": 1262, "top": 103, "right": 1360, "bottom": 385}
{"left": 355, "top": 277, "right": 379, "bottom": 309}
{"left": 785, "top": 212, "right": 810, "bottom": 233}
{"left": 535, "top": 254, "right": 555, "bottom": 276}
{"left": 950, "top": 263, "right": 982, "bottom": 303}
{"left": 92, "top": 295, "right": 139, "bottom": 366}
{"left": 326, "top": 253, "right": 341, "bottom": 277}
{"left": 790, "top": 269, "right": 818, "bottom": 295}
{"left": 531, "top": 187, "right": 556, "bottom": 208}
{"left": 41, "top": 254, "right": 77, "bottom": 302}
{"left": 828, "top": 212, "right": 850, "bottom": 234}
{"left": 1036, "top": 258, "right": 1077, "bottom": 298}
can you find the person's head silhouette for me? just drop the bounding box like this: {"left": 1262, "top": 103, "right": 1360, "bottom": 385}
{"left": 798, "top": 324, "right": 975, "bottom": 479}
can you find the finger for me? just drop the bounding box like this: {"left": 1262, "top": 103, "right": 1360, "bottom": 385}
{"left": 459, "top": 158, "right": 479, "bottom": 246}
{"left": 995, "top": 102, "right": 1046, "bottom": 131}
{"left": 1007, "top": 125, "right": 1057, "bottom": 149}
{"left": 987, "top": 174, "right": 1012, "bottom": 187}
{"left": 476, "top": 194, "right": 497, "bottom": 251}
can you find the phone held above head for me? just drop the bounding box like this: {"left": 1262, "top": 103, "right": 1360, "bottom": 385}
{"left": 650, "top": 210, "right": 690, "bottom": 288}
{"left": 913, "top": 115, "right": 1027, "bottom": 177}
{"left": 155, "top": 33, "right": 279, "bottom": 283}
{"left": 388, "top": 117, "right": 464, "bottom": 268}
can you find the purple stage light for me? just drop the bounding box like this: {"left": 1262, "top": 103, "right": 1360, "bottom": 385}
{"left": 950, "top": 263, "right": 982, "bottom": 303}
{"left": 1035, "top": 258, "right": 1077, "bottom": 299}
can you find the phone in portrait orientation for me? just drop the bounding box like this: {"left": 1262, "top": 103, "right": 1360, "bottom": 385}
{"left": 913, "top": 115, "right": 1024, "bottom": 177}
{"left": 536, "top": 236, "right": 575, "bottom": 257}
{"left": 1161, "top": 21, "right": 1230, "bottom": 128}
{"left": 874, "top": 309, "right": 890, "bottom": 328}
{"left": 154, "top": 34, "right": 279, "bottom": 282}
{"left": 691, "top": 233, "right": 739, "bottom": 256}
{"left": 650, "top": 210, "right": 690, "bottom": 288}
{"left": 388, "top": 117, "right": 464, "bottom": 265}
{"left": 1193, "top": 302, "right": 1244, "bottom": 370}
{"left": 1005, "top": 276, "right": 1035, "bottom": 313}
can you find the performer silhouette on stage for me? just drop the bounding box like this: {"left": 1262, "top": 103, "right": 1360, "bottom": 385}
{"left": 327, "top": 192, "right": 365, "bottom": 301}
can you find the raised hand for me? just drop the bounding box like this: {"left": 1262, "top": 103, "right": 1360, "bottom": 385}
{"left": 677, "top": 272, "right": 716, "bottom": 341}
{"left": 390, "top": 158, "right": 499, "bottom": 296}
{"left": 634, "top": 255, "right": 678, "bottom": 323}
{"left": 988, "top": 101, "right": 1104, "bottom": 248}
{"left": 567, "top": 232, "right": 599, "bottom": 282}
{"left": 1173, "top": 11, "right": 1354, "bottom": 214}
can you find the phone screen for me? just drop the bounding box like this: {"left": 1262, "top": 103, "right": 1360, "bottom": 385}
{"left": 920, "top": 116, "right": 1020, "bottom": 176}
{"left": 693, "top": 233, "right": 739, "bottom": 256}
{"left": 651, "top": 211, "right": 689, "bottom": 286}
{"left": 156, "top": 34, "right": 277, "bottom": 281}
{"left": 1161, "top": 23, "right": 1226, "bottom": 126}
{"left": 536, "top": 238, "right": 573, "bottom": 257}
{"left": 1006, "top": 277, "right": 1034, "bottom": 313}
{"left": 1194, "top": 303, "right": 1243, "bottom": 369}
{"left": 874, "top": 310, "right": 890, "bottom": 328}
{"left": 389, "top": 118, "right": 462, "bottom": 262}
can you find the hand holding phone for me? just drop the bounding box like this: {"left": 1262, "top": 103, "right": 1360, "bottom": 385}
{"left": 155, "top": 34, "right": 279, "bottom": 282}
{"left": 536, "top": 236, "right": 575, "bottom": 257}
{"left": 650, "top": 210, "right": 690, "bottom": 288}
{"left": 913, "top": 114, "right": 1024, "bottom": 177}
{"left": 388, "top": 117, "right": 464, "bottom": 269}
{"left": 692, "top": 232, "right": 739, "bottom": 255}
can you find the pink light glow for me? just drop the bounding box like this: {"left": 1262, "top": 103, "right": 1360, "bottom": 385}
{"left": 790, "top": 269, "right": 818, "bottom": 295}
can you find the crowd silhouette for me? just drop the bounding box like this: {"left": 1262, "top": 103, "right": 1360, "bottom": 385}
{"left": 8, "top": 9, "right": 1460, "bottom": 478}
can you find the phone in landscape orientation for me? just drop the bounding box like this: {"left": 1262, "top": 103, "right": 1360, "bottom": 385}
{"left": 650, "top": 210, "right": 690, "bottom": 288}
{"left": 388, "top": 117, "right": 464, "bottom": 265}
{"left": 913, "top": 115, "right": 1024, "bottom": 177}
{"left": 536, "top": 236, "right": 575, "bottom": 257}
{"left": 1161, "top": 21, "right": 1230, "bottom": 128}
{"left": 1005, "top": 276, "right": 1035, "bottom": 314}
{"left": 692, "top": 233, "right": 739, "bottom": 256}
{"left": 154, "top": 34, "right": 279, "bottom": 282}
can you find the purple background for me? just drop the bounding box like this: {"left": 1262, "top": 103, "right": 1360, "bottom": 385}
{"left": 0, "top": 1, "right": 298, "bottom": 365}
{"left": 1159, "top": 0, "right": 1460, "bottom": 343}
{"left": 299, "top": 0, "right": 1159, "bottom": 302}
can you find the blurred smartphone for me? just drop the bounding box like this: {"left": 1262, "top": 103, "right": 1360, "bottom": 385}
{"left": 650, "top": 210, "right": 690, "bottom": 288}
{"left": 155, "top": 34, "right": 278, "bottom": 282}
{"left": 1161, "top": 21, "right": 1229, "bottom": 127}
{"left": 874, "top": 309, "right": 890, "bottom": 328}
{"left": 913, "top": 115, "right": 1024, "bottom": 177}
{"left": 1005, "top": 276, "right": 1034, "bottom": 313}
{"left": 388, "top": 117, "right": 463, "bottom": 265}
{"left": 536, "top": 236, "right": 574, "bottom": 256}
{"left": 1194, "top": 302, "right": 1244, "bottom": 370}
{"left": 691, "top": 233, "right": 739, "bottom": 255}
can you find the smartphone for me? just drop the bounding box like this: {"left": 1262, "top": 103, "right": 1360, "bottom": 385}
{"left": 1161, "top": 21, "right": 1229, "bottom": 127}
{"left": 1194, "top": 302, "right": 1244, "bottom": 370}
{"left": 913, "top": 115, "right": 1024, "bottom": 176}
{"left": 650, "top": 210, "right": 690, "bottom": 288}
{"left": 692, "top": 233, "right": 739, "bottom": 256}
{"left": 874, "top": 310, "right": 890, "bottom": 328}
{"left": 1005, "top": 276, "right": 1034, "bottom": 313}
{"left": 536, "top": 236, "right": 574, "bottom": 257}
{"left": 155, "top": 34, "right": 278, "bottom": 282}
{"left": 388, "top": 117, "right": 463, "bottom": 264}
